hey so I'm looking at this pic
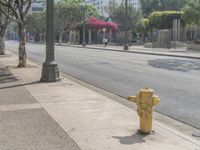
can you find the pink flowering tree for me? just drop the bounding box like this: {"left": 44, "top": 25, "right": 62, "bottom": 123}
{"left": 87, "top": 17, "right": 118, "bottom": 31}
{"left": 75, "top": 17, "right": 118, "bottom": 44}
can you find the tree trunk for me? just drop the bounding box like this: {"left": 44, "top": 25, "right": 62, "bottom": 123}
{"left": 59, "top": 32, "right": 63, "bottom": 45}
{"left": 0, "top": 33, "right": 5, "bottom": 55}
{"left": 18, "top": 23, "right": 27, "bottom": 67}
{"left": 88, "top": 29, "right": 92, "bottom": 44}
{"left": 142, "top": 32, "right": 145, "bottom": 42}
{"left": 69, "top": 30, "right": 72, "bottom": 44}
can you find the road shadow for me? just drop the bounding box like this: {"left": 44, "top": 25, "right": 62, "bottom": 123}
{"left": 112, "top": 132, "right": 147, "bottom": 145}
{"left": 148, "top": 59, "right": 200, "bottom": 72}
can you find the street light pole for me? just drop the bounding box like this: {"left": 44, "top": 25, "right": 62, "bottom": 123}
{"left": 124, "top": 0, "right": 129, "bottom": 50}
{"left": 82, "top": 3, "right": 86, "bottom": 47}
{"left": 41, "top": 0, "right": 60, "bottom": 82}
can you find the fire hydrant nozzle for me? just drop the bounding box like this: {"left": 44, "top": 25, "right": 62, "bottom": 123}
{"left": 128, "top": 96, "right": 137, "bottom": 103}
{"left": 152, "top": 95, "right": 160, "bottom": 106}
{"left": 128, "top": 88, "right": 160, "bottom": 134}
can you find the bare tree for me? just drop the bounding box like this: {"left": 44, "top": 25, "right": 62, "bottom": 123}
{"left": 0, "top": 0, "right": 32, "bottom": 67}
{"left": 0, "top": 1, "right": 12, "bottom": 55}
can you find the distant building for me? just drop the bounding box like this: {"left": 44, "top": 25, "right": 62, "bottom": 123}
{"left": 128, "top": 0, "right": 140, "bottom": 10}
{"left": 34, "top": 0, "right": 60, "bottom": 6}
{"left": 85, "top": 0, "right": 141, "bottom": 17}
{"left": 29, "top": 0, "right": 60, "bottom": 14}
{"left": 85, "top": 0, "right": 106, "bottom": 17}
{"left": 29, "top": 2, "right": 45, "bottom": 14}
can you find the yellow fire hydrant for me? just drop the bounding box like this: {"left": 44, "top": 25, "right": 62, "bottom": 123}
{"left": 128, "top": 88, "right": 160, "bottom": 134}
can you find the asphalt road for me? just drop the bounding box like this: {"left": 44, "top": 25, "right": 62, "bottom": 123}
{"left": 6, "top": 41, "right": 200, "bottom": 129}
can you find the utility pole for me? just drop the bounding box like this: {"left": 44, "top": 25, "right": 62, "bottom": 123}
{"left": 82, "top": 1, "right": 86, "bottom": 47}
{"left": 41, "top": 0, "right": 60, "bottom": 82}
{"left": 124, "top": 0, "right": 129, "bottom": 50}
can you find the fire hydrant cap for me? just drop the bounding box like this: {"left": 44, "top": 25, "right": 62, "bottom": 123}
{"left": 141, "top": 87, "right": 154, "bottom": 93}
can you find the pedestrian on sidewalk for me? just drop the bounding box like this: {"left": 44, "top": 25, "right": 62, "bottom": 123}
{"left": 103, "top": 37, "right": 108, "bottom": 48}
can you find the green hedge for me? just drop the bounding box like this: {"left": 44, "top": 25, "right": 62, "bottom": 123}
{"left": 148, "top": 11, "right": 183, "bottom": 29}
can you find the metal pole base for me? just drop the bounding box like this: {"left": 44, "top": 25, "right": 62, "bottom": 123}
{"left": 124, "top": 44, "right": 129, "bottom": 50}
{"left": 41, "top": 62, "right": 60, "bottom": 82}
{"left": 82, "top": 42, "right": 86, "bottom": 47}
{"left": 137, "top": 129, "right": 155, "bottom": 135}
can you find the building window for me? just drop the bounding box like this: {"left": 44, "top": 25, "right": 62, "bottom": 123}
{"left": 32, "top": 7, "right": 44, "bottom": 12}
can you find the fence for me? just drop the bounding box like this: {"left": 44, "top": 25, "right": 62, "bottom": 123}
{"left": 170, "top": 27, "right": 200, "bottom": 41}
{"left": 147, "top": 27, "right": 200, "bottom": 42}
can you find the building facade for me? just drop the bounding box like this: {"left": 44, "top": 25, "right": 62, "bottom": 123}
{"left": 85, "top": 0, "right": 141, "bottom": 17}
{"left": 29, "top": 0, "right": 60, "bottom": 14}
{"left": 33, "top": 0, "right": 60, "bottom": 6}
{"left": 128, "top": 0, "right": 140, "bottom": 10}
{"left": 28, "top": 3, "right": 45, "bottom": 14}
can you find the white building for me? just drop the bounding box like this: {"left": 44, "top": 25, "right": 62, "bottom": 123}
{"left": 29, "top": 0, "right": 60, "bottom": 14}
{"left": 85, "top": 0, "right": 141, "bottom": 17}
{"left": 128, "top": 0, "right": 140, "bottom": 10}
{"left": 29, "top": 3, "right": 45, "bottom": 14}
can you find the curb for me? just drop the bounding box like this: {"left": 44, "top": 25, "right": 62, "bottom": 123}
{"left": 69, "top": 45, "right": 200, "bottom": 60}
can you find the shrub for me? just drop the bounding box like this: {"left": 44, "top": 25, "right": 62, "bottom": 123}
{"left": 148, "top": 11, "right": 183, "bottom": 29}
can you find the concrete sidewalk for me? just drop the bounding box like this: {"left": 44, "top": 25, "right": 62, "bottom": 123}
{"left": 69, "top": 44, "right": 200, "bottom": 60}
{"left": 0, "top": 55, "right": 81, "bottom": 149}
{"left": 0, "top": 51, "right": 200, "bottom": 150}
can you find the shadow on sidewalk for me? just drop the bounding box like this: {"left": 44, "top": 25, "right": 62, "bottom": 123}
{"left": 0, "top": 66, "right": 40, "bottom": 89}
{"left": 0, "top": 54, "right": 12, "bottom": 58}
{"left": 112, "top": 132, "right": 147, "bottom": 145}
{"left": 0, "top": 67, "right": 18, "bottom": 84}
{"left": 0, "top": 81, "right": 40, "bottom": 90}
